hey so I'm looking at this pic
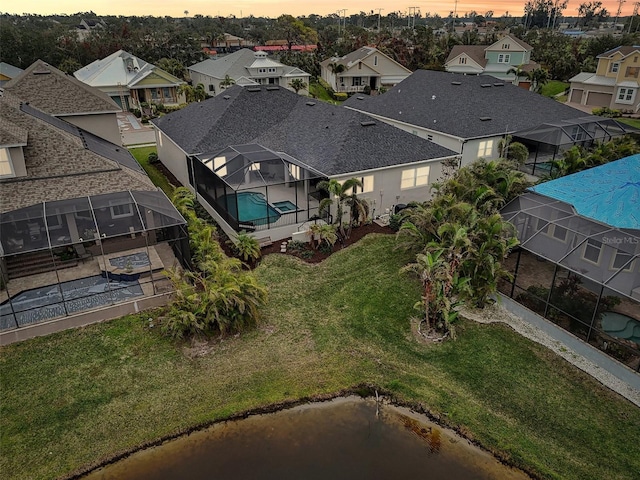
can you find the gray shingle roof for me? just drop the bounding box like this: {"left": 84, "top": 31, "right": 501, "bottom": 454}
{"left": 0, "top": 92, "right": 153, "bottom": 213}
{"left": 446, "top": 45, "right": 487, "bottom": 66}
{"left": 153, "top": 85, "right": 457, "bottom": 176}
{"left": 343, "top": 70, "right": 589, "bottom": 139}
{"left": 4, "top": 60, "right": 120, "bottom": 115}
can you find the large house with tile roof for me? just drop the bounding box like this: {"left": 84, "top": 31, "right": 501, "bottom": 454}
{"left": 343, "top": 70, "right": 628, "bottom": 167}
{"left": 188, "top": 49, "right": 311, "bottom": 96}
{"left": 74, "top": 50, "right": 186, "bottom": 111}
{"left": 0, "top": 89, "right": 188, "bottom": 339}
{"left": 569, "top": 46, "right": 640, "bottom": 112}
{"left": 152, "top": 85, "right": 458, "bottom": 241}
{"left": 4, "top": 60, "right": 122, "bottom": 145}
{"left": 320, "top": 46, "right": 411, "bottom": 93}
{"left": 444, "top": 35, "right": 539, "bottom": 84}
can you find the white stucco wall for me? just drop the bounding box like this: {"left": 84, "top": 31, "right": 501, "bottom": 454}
{"left": 155, "top": 129, "right": 192, "bottom": 189}
{"left": 62, "top": 112, "right": 122, "bottom": 146}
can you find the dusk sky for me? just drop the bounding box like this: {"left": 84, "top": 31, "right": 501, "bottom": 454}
{"left": 3, "top": 0, "right": 635, "bottom": 20}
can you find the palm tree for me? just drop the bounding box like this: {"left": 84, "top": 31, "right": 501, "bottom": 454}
{"left": 219, "top": 75, "right": 236, "bottom": 90}
{"left": 317, "top": 178, "right": 363, "bottom": 238}
{"left": 528, "top": 68, "right": 550, "bottom": 93}
{"left": 327, "top": 62, "right": 346, "bottom": 89}
{"left": 506, "top": 64, "right": 527, "bottom": 85}
{"left": 289, "top": 78, "right": 308, "bottom": 94}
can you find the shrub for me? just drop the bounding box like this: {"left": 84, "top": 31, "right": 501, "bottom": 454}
{"left": 333, "top": 92, "right": 348, "bottom": 101}
{"left": 389, "top": 214, "right": 404, "bottom": 232}
{"left": 148, "top": 152, "right": 159, "bottom": 164}
{"left": 363, "top": 85, "right": 372, "bottom": 95}
{"left": 287, "top": 240, "right": 307, "bottom": 252}
{"left": 592, "top": 107, "right": 621, "bottom": 118}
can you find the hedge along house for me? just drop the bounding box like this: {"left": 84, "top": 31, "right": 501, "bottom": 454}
{"left": 343, "top": 70, "right": 626, "bottom": 170}
{"left": 500, "top": 154, "right": 640, "bottom": 370}
{"left": 152, "top": 85, "right": 459, "bottom": 242}
{"left": 0, "top": 91, "right": 189, "bottom": 343}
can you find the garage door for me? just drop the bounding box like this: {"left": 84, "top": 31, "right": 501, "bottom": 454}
{"left": 587, "top": 92, "right": 612, "bottom": 107}
{"left": 570, "top": 89, "right": 583, "bottom": 103}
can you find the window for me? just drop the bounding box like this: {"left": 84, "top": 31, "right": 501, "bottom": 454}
{"left": 610, "top": 62, "right": 620, "bottom": 73}
{"left": 611, "top": 250, "right": 634, "bottom": 271}
{"left": 250, "top": 162, "right": 261, "bottom": 171}
{"left": 374, "top": 55, "right": 378, "bottom": 66}
{"left": 582, "top": 238, "right": 602, "bottom": 264}
{"left": 478, "top": 140, "right": 494, "bottom": 157}
{"left": 162, "top": 87, "right": 171, "bottom": 98}
{"left": 551, "top": 225, "right": 567, "bottom": 242}
{"left": 635, "top": 56, "right": 638, "bottom": 63}
{"left": 289, "top": 164, "right": 301, "bottom": 180}
{"left": 502, "top": 43, "right": 510, "bottom": 49}
{"left": 151, "top": 89, "right": 159, "bottom": 100}
{"left": 459, "top": 57, "right": 467, "bottom": 64}
{"left": 497, "top": 54, "right": 510, "bottom": 63}
{"left": 110, "top": 203, "right": 133, "bottom": 219}
{"left": 46, "top": 210, "right": 63, "bottom": 230}
{"left": 401, "top": 166, "right": 430, "bottom": 189}
{"left": 352, "top": 77, "right": 362, "bottom": 86}
{"left": 570, "top": 125, "right": 587, "bottom": 141}
{"left": 0, "top": 148, "right": 15, "bottom": 178}
{"left": 357, "top": 175, "right": 374, "bottom": 194}
{"left": 625, "top": 67, "right": 640, "bottom": 78}
{"left": 427, "top": 134, "right": 433, "bottom": 141}
{"left": 213, "top": 156, "right": 227, "bottom": 176}
{"left": 617, "top": 87, "right": 636, "bottom": 104}
{"left": 268, "top": 67, "right": 276, "bottom": 73}
{"left": 533, "top": 217, "right": 549, "bottom": 234}
{"left": 358, "top": 62, "right": 362, "bottom": 70}
{"left": 208, "top": 84, "right": 215, "bottom": 92}
{"left": 258, "top": 68, "right": 266, "bottom": 73}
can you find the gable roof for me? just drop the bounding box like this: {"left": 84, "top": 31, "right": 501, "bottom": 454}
{"left": 597, "top": 46, "right": 640, "bottom": 59}
{"left": 320, "top": 46, "right": 410, "bottom": 73}
{"left": 486, "top": 34, "right": 533, "bottom": 51}
{"left": 343, "top": 70, "right": 588, "bottom": 139}
{"left": 152, "top": 85, "right": 457, "bottom": 176}
{"left": 0, "top": 91, "right": 154, "bottom": 213}
{"left": 445, "top": 45, "right": 487, "bottom": 67}
{"left": 530, "top": 154, "right": 640, "bottom": 230}
{"left": 74, "top": 50, "right": 184, "bottom": 89}
{"left": 4, "top": 60, "right": 120, "bottom": 115}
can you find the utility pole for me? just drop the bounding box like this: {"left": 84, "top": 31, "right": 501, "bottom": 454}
{"left": 630, "top": 2, "right": 640, "bottom": 33}
{"left": 408, "top": 6, "right": 419, "bottom": 29}
{"left": 375, "top": 8, "right": 384, "bottom": 31}
{"left": 452, "top": 0, "right": 459, "bottom": 32}
{"left": 614, "top": 0, "right": 626, "bottom": 29}
{"left": 337, "top": 9, "right": 347, "bottom": 36}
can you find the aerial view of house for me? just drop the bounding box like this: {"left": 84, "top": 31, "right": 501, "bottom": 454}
{"left": 569, "top": 45, "right": 640, "bottom": 111}
{"left": 74, "top": 50, "right": 186, "bottom": 110}
{"left": 152, "top": 84, "right": 458, "bottom": 241}
{"left": 320, "top": 46, "right": 411, "bottom": 93}
{"left": 188, "top": 49, "right": 311, "bottom": 96}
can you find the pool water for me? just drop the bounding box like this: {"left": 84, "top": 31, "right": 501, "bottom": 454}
{"left": 221, "top": 192, "right": 281, "bottom": 226}
{"left": 273, "top": 200, "right": 298, "bottom": 212}
{"left": 601, "top": 311, "right": 640, "bottom": 345}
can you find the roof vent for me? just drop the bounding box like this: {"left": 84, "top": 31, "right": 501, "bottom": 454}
{"left": 33, "top": 69, "right": 51, "bottom": 75}
{"left": 246, "top": 87, "right": 261, "bottom": 92}
{"left": 360, "top": 121, "right": 376, "bottom": 127}
{"left": 266, "top": 86, "right": 279, "bottom": 91}
{"left": 356, "top": 96, "right": 364, "bottom": 100}
{"left": 306, "top": 101, "right": 316, "bottom": 106}
{"left": 223, "top": 95, "right": 230, "bottom": 100}
{"left": 451, "top": 81, "right": 462, "bottom": 85}
{"left": 479, "top": 117, "right": 492, "bottom": 121}
{"left": 480, "top": 84, "right": 492, "bottom": 88}
{"left": 493, "top": 83, "right": 505, "bottom": 87}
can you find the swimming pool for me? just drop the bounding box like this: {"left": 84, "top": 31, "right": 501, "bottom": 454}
{"left": 601, "top": 311, "right": 640, "bottom": 345}
{"left": 221, "top": 192, "right": 281, "bottom": 226}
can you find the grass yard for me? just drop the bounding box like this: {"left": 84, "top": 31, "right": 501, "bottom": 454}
{"left": 309, "top": 80, "right": 339, "bottom": 104}
{"left": 129, "top": 146, "right": 175, "bottom": 197}
{"left": 618, "top": 117, "right": 640, "bottom": 129}
{"left": 541, "top": 80, "right": 569, "bottom": 98}
{"left": 1, "top": 235, "right": 639, "bottom": 479}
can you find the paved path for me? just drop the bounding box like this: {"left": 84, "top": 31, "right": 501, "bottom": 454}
{"left": 463, "top": 296, "right": 640, "bottom": 407}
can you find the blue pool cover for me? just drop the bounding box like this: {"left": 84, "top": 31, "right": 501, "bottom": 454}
{"left": 530, "top": 154, "right": 640, "bottom": 229}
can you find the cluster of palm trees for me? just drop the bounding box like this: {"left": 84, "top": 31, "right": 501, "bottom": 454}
{"left": 506, "top": 65, "right": 550, "bottom": 93}
{"left": 317, "top": 178, "right": 370, "bottom": 240}
{"left": 177, "top": 83, "right": 207, "bottom": 104}
{"left": 398, "top": 159, "right": 529, "bottom": 338}
{"left": 163, "top": 188, "right": 267, "bottom": 338}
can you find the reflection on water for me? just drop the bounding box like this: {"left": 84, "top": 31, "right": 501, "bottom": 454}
{"left": 84, "top": 397, "right": 529, "bottom": 480}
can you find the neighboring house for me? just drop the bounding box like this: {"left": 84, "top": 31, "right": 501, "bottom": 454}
{"left": 4, "top": 60, "right": 122, "bottom": 145}
{"left": 501, "top": 154, "right": 640, "bottom": 370}
{"left": 320, "top": 46, "right": 411, "bottom": 93}
{"left": 445, "top": 34, "right": 539, "bottom": 84}
{"left": 74, "top": 18, "right": 106, "bottom": 41}
{"left": 188, "top": 49, "right": 311, "bottom": 96}
{"left": 212, "top": 33, "right": 255, "bottom": 53}
{"left": 568, "top": 46, "right": 640, "bottom": 112}
{"left": 74, "top": 50, "right": 186, "bottom": 110}
{"left": 0, "top": 63, "right": 23, "bottom": 87}
{"left": 343, "top": 70, "right": 611, "bottom": 167}
{"left": 0, "top": 90, "right": 189, "bottom": 341}
{"left": 152, "top": 85, "right": 459, "bottom": 242}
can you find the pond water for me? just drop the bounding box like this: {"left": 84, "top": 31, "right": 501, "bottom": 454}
{"left": 83, "top": 397, "right": 529, "bottom": 480}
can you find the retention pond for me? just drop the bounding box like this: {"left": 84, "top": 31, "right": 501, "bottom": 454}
{"left": 83, "top": 396, "right": 529, "bottom": 479}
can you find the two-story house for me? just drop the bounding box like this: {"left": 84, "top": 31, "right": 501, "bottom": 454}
{"left": 188, "top": 49, "right": 311, "bottom": 96}
{"left": 320, "top": 46, "right": 411, "bottom": 93}
{"left": 569, "top": 46, "right": 640, "bottom": 112}
{"left": 445, "top": 35, "right": 539, "bottom": 84}
{"left": 74, "top": 50, "right": 186, "bottom": 111}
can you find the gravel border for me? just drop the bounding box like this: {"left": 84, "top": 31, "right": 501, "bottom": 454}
{"left": 460, "top": 304, "right": 640, "bottom": 408}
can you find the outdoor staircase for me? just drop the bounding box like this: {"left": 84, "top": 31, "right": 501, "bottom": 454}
{"left": 5, "top": 251, "right": 78, "bottom": 280}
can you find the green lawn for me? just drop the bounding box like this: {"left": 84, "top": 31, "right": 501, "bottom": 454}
{"left": 1, "top": 235, "right": 639, "bottom": 479}
{"left": 541, "top": 80, "right": 569, "bottom": 98}
{"left": 129, "top": 146, "right": 175, "bottom": 197}
{"left": 308, "top": 80, "right": 340, "bottom": 104}
{"left": 618, "top": 117, "right": 640, "bottom": 129}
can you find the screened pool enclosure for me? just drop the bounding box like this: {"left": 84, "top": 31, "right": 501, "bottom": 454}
{"left": 0, "top": 190, "right": 189, "bottom": 331}
{"left": 500, "top": 192, "right": 640, "bottom": 370}
{"left": 188, "top": 144, "right": 327, "bottom": 232}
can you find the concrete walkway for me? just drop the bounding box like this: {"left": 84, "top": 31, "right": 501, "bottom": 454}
{"left": 463, "top": 296, "right": 640, "bottom": 407}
